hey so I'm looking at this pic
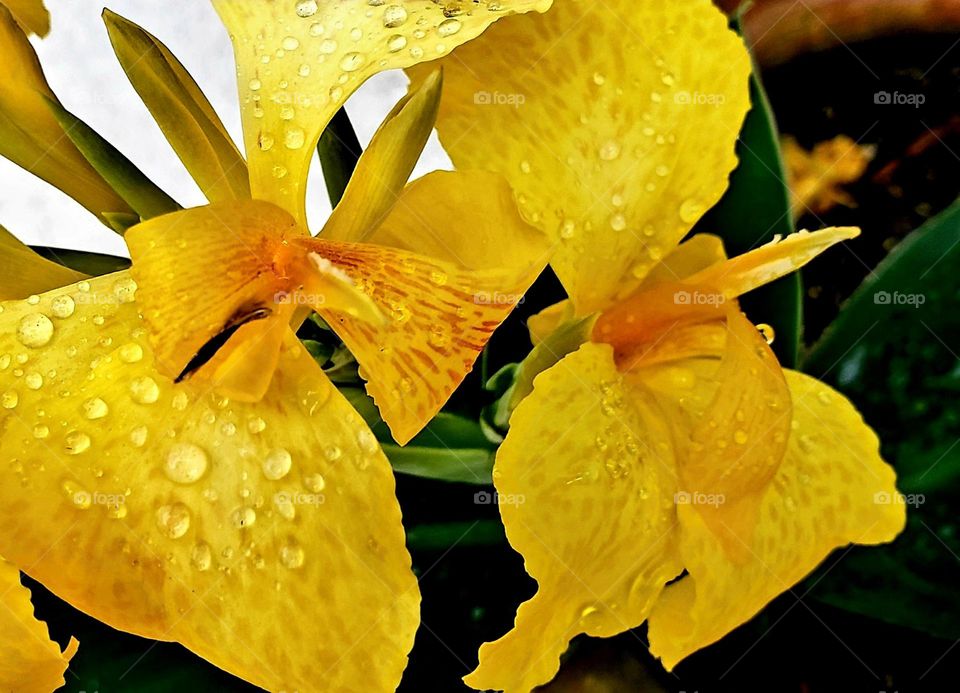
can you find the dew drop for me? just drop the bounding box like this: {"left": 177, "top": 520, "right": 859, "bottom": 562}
{"left": 679, "top": 198, "right": 704, "bottom": 223}
{"left": 24, "top": 372, "right": 43, "bottom": 390}
{"left": 231, "top": 506, "right": 257, "bottom": 529}
{"left": 284, "top": 127, "right": 306, "bottom": 149}
{"left": 598, "top": 140, "right": 621, "bottom": 161}
{"left": 130, "top": 425, "right": 148, "bottom": 447}
{"left": 64, "top": 430, "right": 91, "bottom": 455}
{"left": 610, "top": 213, "right": 627, "bottom": 232}
{"left": 438, "top": 17, "right": 461, "bottom": 36}
{"left": 734, "top": 429, "right": 749, "bottom": 445}
{"left": 63, "top": 481, "right": 91, "bottom": 510}
{"left": 118, "top": 343, "right": 143, "bottom": 363}
{"left": 356, "top": 429, "right": 378, "bottom": 454}
{"left": 17, "top": 313, "right": 54, "bottom": 348}
{"left": 83, "top": 397, "right": 109, "bottom": 420}
{"left": 191, "top": 542, "right": 213, "bottom": 571}
{"left": 112, "top": 277, "right": 138, "bottom": 303}
{"left": 130, "top": 376, "right": 160, "bottom": 404}
{"left": 156, "top": 503, "right": 191, "bottom": 539}
{"left": 279, "top": 541, "right": 305, "bottom": 569}
{"left": 247, "top": 417, "right": 267, "bottom": 434}
{"left": 339, "top": 51, "right": 363, "bottom": 72}
{"left": 382, "top": 4, "right": 407, "bottom": 27}
{"left": 50, "top": 295, "right": 75, "bottom": 319}
{"left": 262, "top": 448, "right": 293, "bottom": 480}
{"left": 305, "top": 472, "right": 326, "bottom": 493}
{"left": 281, "top": 35, "right": 300, "bottom": 51}
{"left": 386, "top": 33, "right": 407, "bottom": 52}
{"left": 164, "top": 443, "right": 209, "bottom": 484}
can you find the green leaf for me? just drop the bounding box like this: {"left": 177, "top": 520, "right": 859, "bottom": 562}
{"left": 406, "top": 520, "right": 506, "bottom": 552}
{"left": 45, "top": 98, "right": 180, "bottom": 221}
{"left": 803, "top": 197, "right": 960, "bottom": 638}
{"left": 340, "top": 386, "right": 496, "bottom": 484}
{"left": 103, "top": 9, "right": 250, "bottom": 203}
{"left": 696, "top": 70, "right": 800, "bottom": 367}
{"left": 317, "top": 107, "right": 361, "bottom": 207}
{"left": 31, "top": 246, "right": 130, "bottom": 276}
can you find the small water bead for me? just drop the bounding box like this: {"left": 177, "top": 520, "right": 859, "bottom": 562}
{"left": 734, "top": 429, "right": 749, "bottom": 445}
{"left": 817, "top": 390, "right": 832, "bottom": 405}
{"left": 262, "top": 448, "right": 293, "bottom": 480}
{"left": 26, "top": 294, "right": 40, "bottom": 305}
{"left": 50, "top": 295, "right": 75, "bottom": 319}
{"left": 118, "top": 343, "right": 143, "bottom": 363}
{"left": 298, "top": 63, "right": 311, "bottom": 77}
{"left": 319, "top": 38, "right": 337, "bottom": 54}
{"left": 592, "top": 72, "right": 606, "bottom": 86}
{"left": 17, "top": 313, "right": 54, "bottom": 348}
{"left": 64, "top": 431, "right": 91, "bottom": 455}
{"left": 382, "top": 4, "right": 407, "bottom": 27}
{"left": 164, "top": 443, "right": 209, "bottom": 484}
{"left": 279, "top": 542, "right": 305, "bottom": 569}
{"left": 33, "top": 424, "right": 49, "bottom": 439}
{"left": 275, "top": 495, "right": 297, "bottom": 520}
{"left": 409, "top": 45, "right": 424, "bottom": 59}
{"left": 387, "top": 34, "right": 407, "bottom": 52}
{"left": 231, "top": 506, "right": 257, "bottom": 529}
{"left": 598, "top": 140, "right": 621, "bottom": 161}
{"left": 356, "top": 429, "right": 378, "bottom": 454}
{"left": 610, "top": 213, "right": 627, "bottom": 232}
{"left": 519, "top": 159, "right": 531, "bottom": 174}
{"left": 679, "top": 198, "right": 704, "bottom": 223}
{"left": 281, "top": 35, "right": 300, "bottom": 51}
{"left": 0, "top": 354, "right": 9, "bottom": 370}
{"left": 92, "top": 315, "right": 105, "bottom": 326}
{"left": 156, "top": 503, "right": 191, "bottom": 539}
{"left": 249, "top": 78, "right": 262, "bottom": 91}
{"left": 655, "top": 164, "right": 670, "bottom": 177}
{"left": 83, "top": 397, "right": 109, "bottom": 420}
{"left": 130, "top": 376, "right": 160, "bottom": 404}
{"left": 285, "top": 128, "right": 306, "bottom": 149}
{"left": 324, "top": 445, "right": 342, "bottom": 462}
{"left": 191, "top": 542, "right": 213, "bottom": 571}
{"left": 171, "top": 391, "right": 189, "bottom": 411}
{"left": 112, "top": 277, "right": 138, "bottom": 303}
{"left": 247, "top": 417, "right": 267, "bottom": 434}
{"left": 77, "top": 281, "right": 90, "bottom": 293}
{"left": 24, "top": 372, "right": 43, "bottom": 390}
{"left": 272, "top": 165, "right": 288, "bottom": 179}
{"left": 305, "top": 473, "right": 326, "bottom": 493}
{"left": 258, "top": 132, "right": 275, "bottom": 151}
{"left": 559, "top": 219, "right": 576, "bottom": 239}
{"left": 757, "top": 323, "right": 776, "bottom": 345}
{"left": 295, "top": 0, "right": 318, "bottom": 16}
{"left": 130, "top": 425, "right": 148, "bottom": 447}
{"left": 437, "top": 17, "right": 461, "bottom": 36}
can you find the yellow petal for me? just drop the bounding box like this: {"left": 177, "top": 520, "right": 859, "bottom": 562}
{"left": 466, "top": 343, "right": 681, "bottom": 693}
{"left": 634, "top": 309, "right": 792, "bottom": 559}
{"left": 647, "top": 370, "right": 905, "bottom": 670}
{"left": 0, "top": 558, "right": 78, "bottom": 693}
{"left": 408, "top": 0, "right": 751, "bottom": 313}
{"left": 301, "top": 170, "right": 548, "bottom": 444}
{"left": 124, "top": 200, "right": 307, "bottom": 383}
{"left": 4, "top": 0, "right": 48, "bottom": 36}
{"left": 322, "top": 69, "right": 442, "bottom": 243}
{"left": 0, "top": 273, "right": 420, "bottom": 691}
{"left": 213, "top": 0, "right": 552, "bottom": 222}
{"left": 103, "top": 10, "right": 250, "bottom": 202}
{"left": 687, "top": 226, "right": 859, "bottom": 300}
{"left": 0, "top": 6, "right": 131, "bottom": 218}
{"left": 640, "top": 234, "right": 727, "bottom": 288}
{"left": 526, "top": 300, "right": 574, "bottom": 346}
{"left": 0, "top": 225, "right": 86, "bottom": 300}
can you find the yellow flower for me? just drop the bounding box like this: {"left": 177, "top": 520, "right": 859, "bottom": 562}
{"left": 412, "top": 0, "right": 905, "bottom": 690}
{"left": 0, "top": 1, "right": 553, "bottom": 690}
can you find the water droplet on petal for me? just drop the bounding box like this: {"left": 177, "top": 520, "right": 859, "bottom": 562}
{"left": 382, "top": 5, "right": 408, "bottom": 27}
{"left": 118, "top": 343, "right": 143, "bottom": 363}
{"left": 130, "top": 377, "right": 160, "bottom": 404}
{"left": 156, "top": 503, "right": 191, "bottom": 539}
{"left": 679, "top": 198, "right": 704, "bottom": 223}
{"left": 305, "top": 472, "right": 325, "bottom": 492}
{"left": 17, "top": 313, "right": 54, "bottom": 348}
{"left": 386, "top": 33, "right": 406, "bottom": 52}
{"left": 64, "top": 431, "right": 91, "bottom": 455}
{"left": 262, "top": 448, "right": 293, "bottom": 480}
{"left": 339, "top": 52, "right": 363, "bottom": 72}
{"left": 438, "top": 18, "right": 461, "bottom": 36}
{"left": 757, "top": 323, "right": 776, "bottom": 345}
{"left": 279, "top": 541, "right": 305, "bottom": 569}
{"left": 231, "top": 506, "right": 257, "bottom": 529}
{"left": 598, "top": 140, "right": 621, "bottom": 161}
{"left": 191, "top": 542, "right": 213, "bottom": 571}
{"left": 83, "top": 397, "right": 109, "bottom": 420}
{"left": 130, "top": 425, "right": 148, "bottom": 447}
{"left": 164, "top": 443, "right": 209, "bottom": 484}
{"left": 50, "top": 295, "right": 75, "bottom": 319}
{"left": 284, "top": 127, "right": 306, "bottom": 149}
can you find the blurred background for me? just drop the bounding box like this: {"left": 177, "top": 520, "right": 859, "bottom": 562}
{"left": 9, "top": 0, "right": 960, "bottom": 691}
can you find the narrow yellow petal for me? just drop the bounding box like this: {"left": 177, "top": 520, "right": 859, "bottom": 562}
{"left": 687, "top": 226, "right": 860, "bottom": 300}
{"left": 212, "top": 0, "right": 552, "bottom": 221}
{"left": 103, "top": 10, "right": 250, "bottom": 202}
{"left": 0, "top": 225, "right": 86, "bottom": 300}
{"left": 299, "top": 170, "right": 548, "bottom": 444}
{"left": 640, "top": 234, "right": 728, "bottom": 288}
{"left": 0, "top": 274, "right": 420, "bottom": 691}
{"left": 647, "top": 371, "right": 905, "bottom": 670}
{"left": 526, "top": 300, "right": 574, "bottom": 346}
{"left": 466, "top": 343, "right": 681, "bottom": 693}
{"left": 322, "top": 69, "right": 442, "bottom": 243}
{"left": 0, "top": 558, "right": 78, "bottom": 693}
{"left": 4, "top": 0, "right": 48, "bottom": 36}
{"left": 0, "top": 6, "right": 132, "bottom": 219}
{"left": 408, "top": 0, "right": 751, "bottom": 313}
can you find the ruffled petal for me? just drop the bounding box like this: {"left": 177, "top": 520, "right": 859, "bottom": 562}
{"left": 465, "top": 343, "right": 681, "bottom": 693}
{"left": 0, "top": 6, "right": 131, "bottom": 219}
{"left": 647, "top": 370, "right": 905, "bottom": 670}
{"left": 1, "top": 225, "right": 86, "bottom": 300}
{"left": 212, "top": 0, "right": 552, "bottom": 221}
{"left": 301, "top": 170, "right": 548, "bottom": 444}
{"left": 408, "top": 0, "right": 751, "bottom": 312}
{"left": 0, "top": 273, "right": 420, "bottom": 691}
{"left": 0, "top": 558, "right": 78, "bottom": 693}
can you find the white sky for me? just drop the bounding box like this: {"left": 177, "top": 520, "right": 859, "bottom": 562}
{"left": 0, "top": 0, "right": 451, "bottom": 256}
